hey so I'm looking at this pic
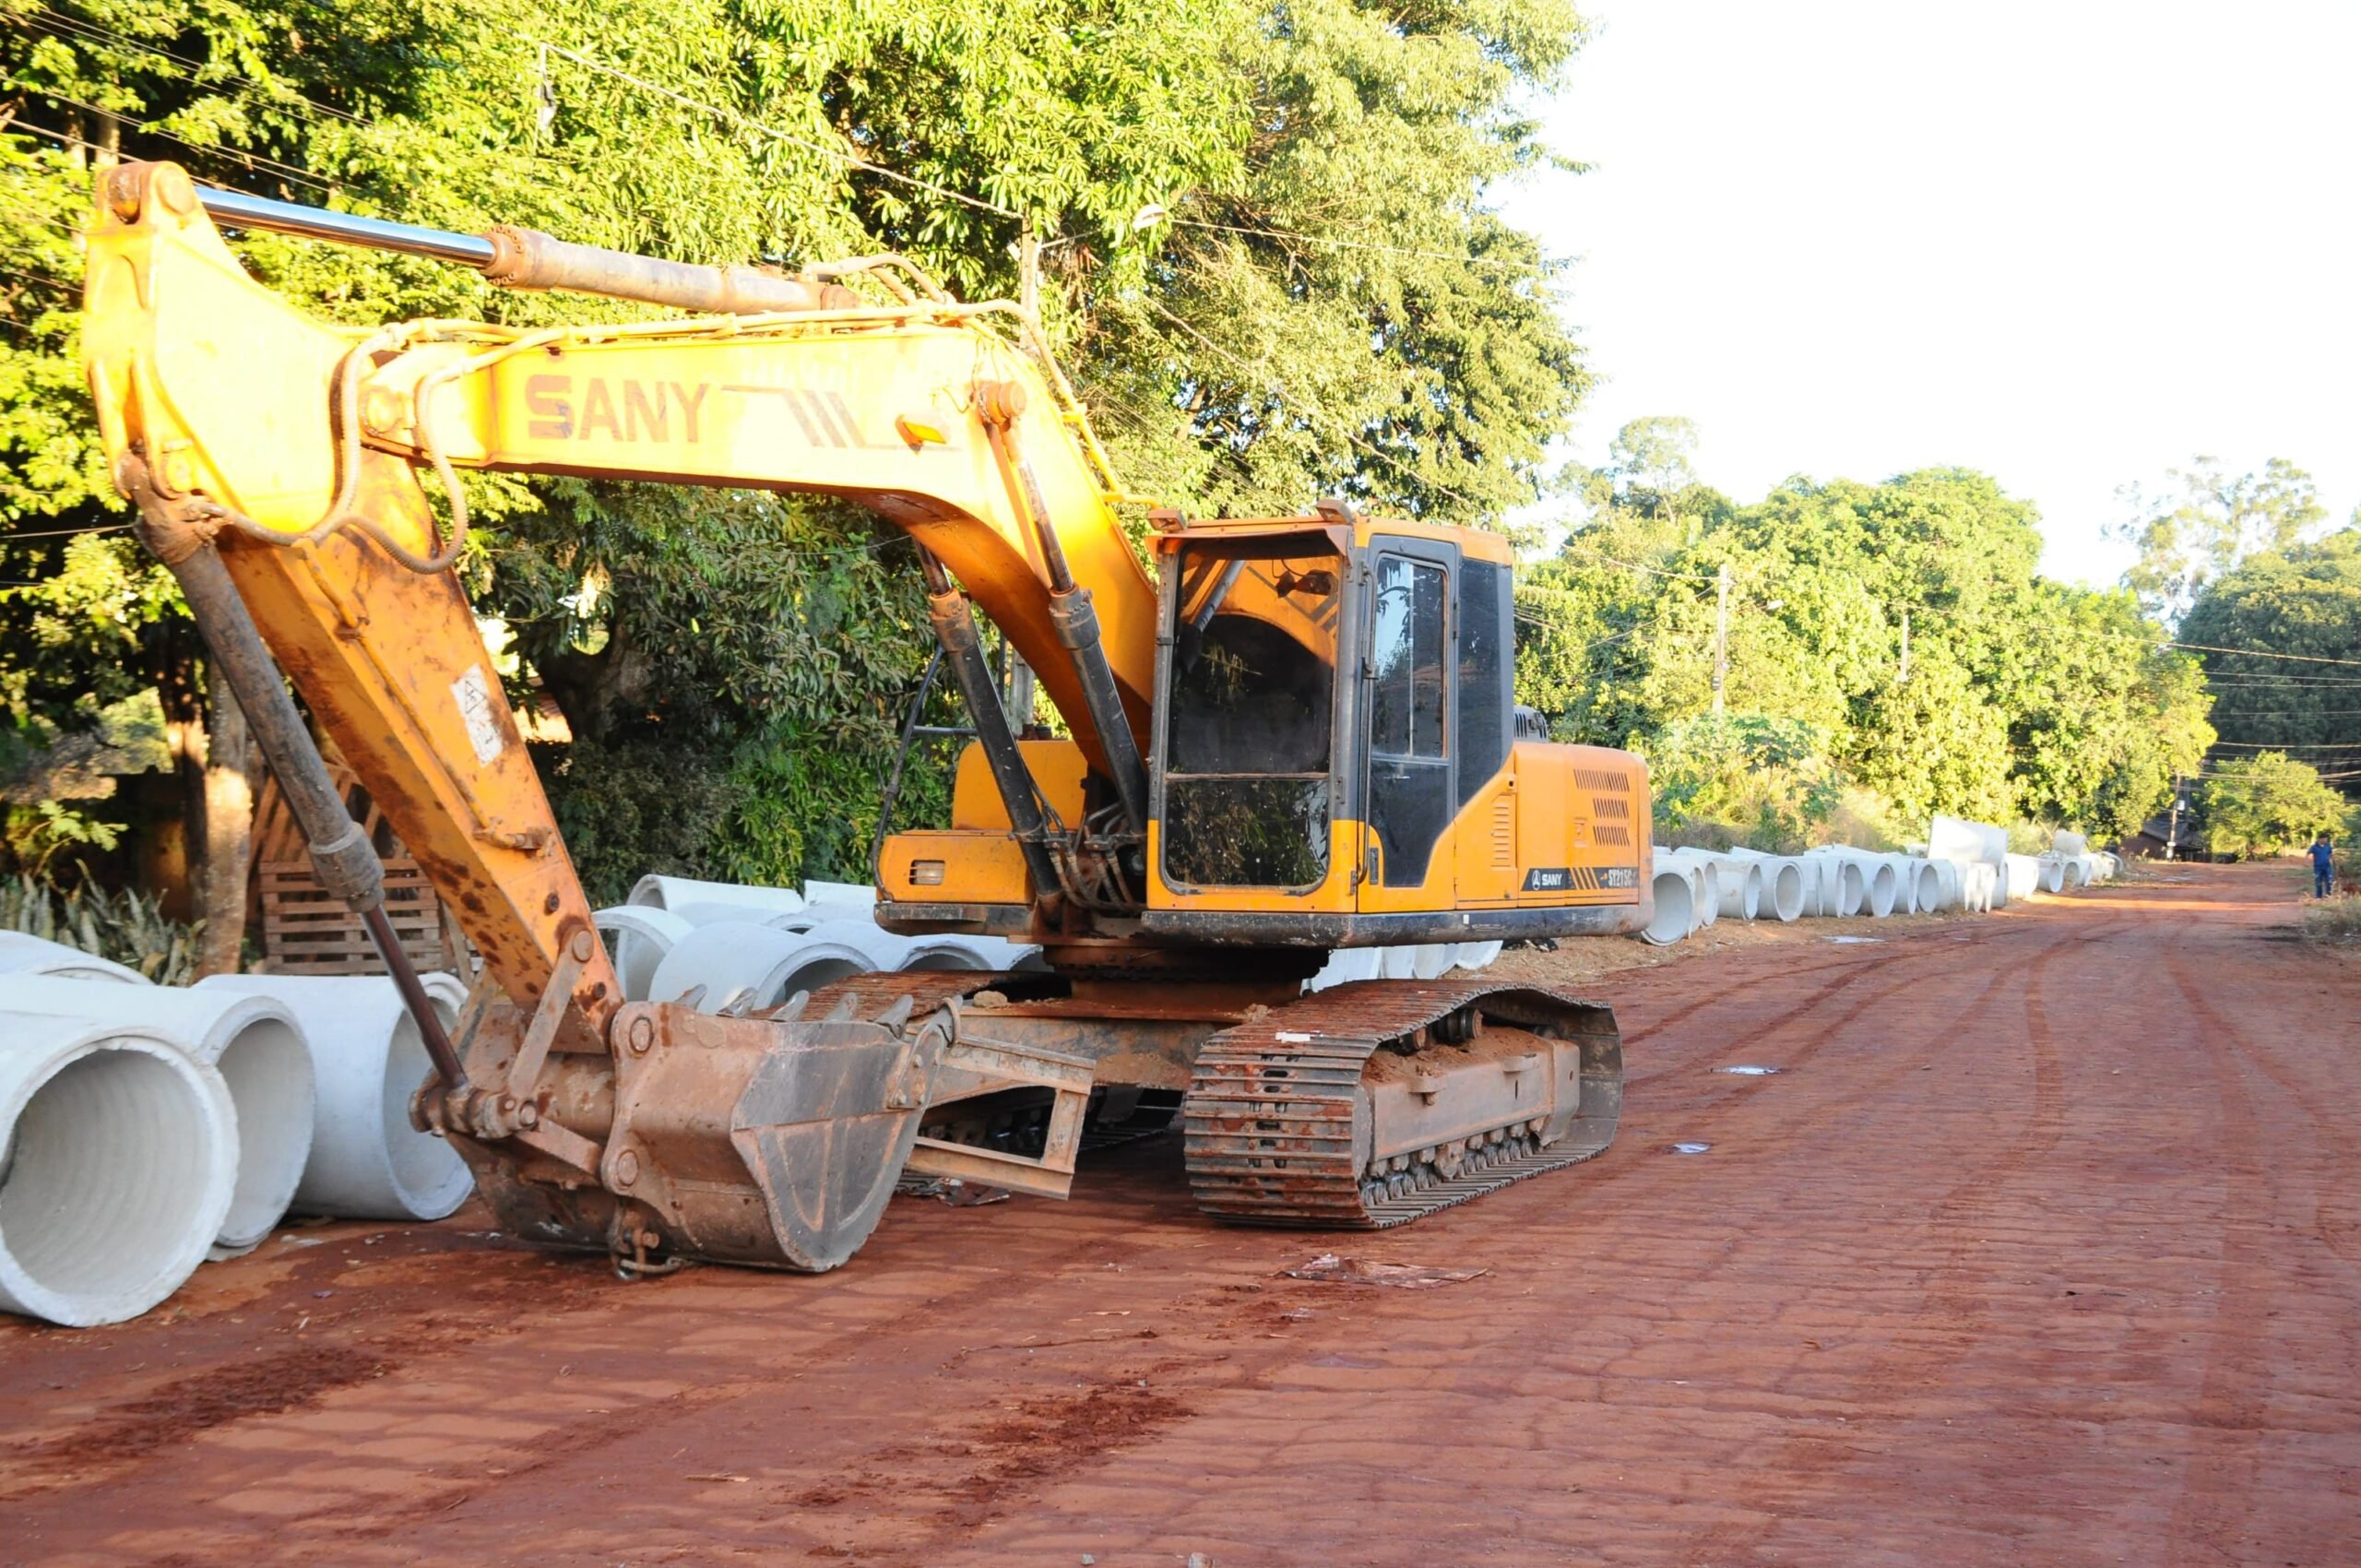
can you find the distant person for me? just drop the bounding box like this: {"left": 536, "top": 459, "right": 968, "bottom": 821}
{"left": 2309, "top": 833, "right": 2336, "bottom": 898}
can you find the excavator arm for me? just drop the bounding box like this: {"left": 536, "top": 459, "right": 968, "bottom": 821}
{"left": 82, "top": 161, "right": 1157, "bottom": 1016}
{"left": 80, "top": 161, "right": 1136, "bottom": 1269}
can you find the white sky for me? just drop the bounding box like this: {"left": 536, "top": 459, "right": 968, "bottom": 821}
{"left": 1497, "top": 1, "right": 2361, "bottom": 587}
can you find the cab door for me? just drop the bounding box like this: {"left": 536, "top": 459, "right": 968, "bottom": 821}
{"left": 1358, "top": 540, "right": 1456, "bottom": 909}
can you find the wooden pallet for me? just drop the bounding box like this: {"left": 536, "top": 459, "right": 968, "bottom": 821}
{"left": 256, "top": 859, "right": 456, "bottom": 975}
{"left": 249, "top": 746, "right": 467, "bottom": 976}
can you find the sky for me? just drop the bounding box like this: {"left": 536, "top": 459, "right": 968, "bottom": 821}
{"left": 1495, "top": 1, "right": 2361, "bottom": 587}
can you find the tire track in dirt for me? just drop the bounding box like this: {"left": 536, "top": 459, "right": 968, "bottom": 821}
{"left": 1672, "top": 912, "right": 2118, "bottom": 1565}
{"left": 2158, "top": 950, "right": 2283, "bottom": 1568}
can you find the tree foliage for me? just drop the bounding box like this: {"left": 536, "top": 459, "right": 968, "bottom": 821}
{"left": 2, "top": 0, "right": 1592, "bottom": 888}
{"left": 2198, "top": 751, "right": 2347, "bottom": 860}
{"left": 2112, "top": 457, "right": 2329, "bottom": 626}
{"left": 2178, "top": 527, "right": 2361, "bottom": 797}
{"left": 1519, "top": 432, "right": 2216, "bottom": 843}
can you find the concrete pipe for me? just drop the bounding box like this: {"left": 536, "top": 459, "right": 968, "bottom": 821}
{"left": 1889, "top": 855, "right": 1945, "bottom": 914}
{"left": 2052, "top": 829, "right": 2091, "bottom": 858}
{"left": 648, "top": 921, "right": 822, "bottom": 1013}
{"left": 898, "top": 935, "right": 1048, "bottom": 974}
{"left": 1658, "top": 851, "right": 1720, "bottom": 927}
{"left": 759, "top": 903, "right": 877, "bottom": 935}
{"left": 1643, "top": 861, "right": 1702, "bottom": 945}
{"left": 1452, "top": 940, "right": 1505, "bottom": 972}
{"left": 0, "top": 977, "right": 314, "bottom": 1253}
{"left": 2004, "top": 853, "right": 2042, "bottom": 901}
{"left": 626, "top": 874, "right": 805, "bottom": 918}
{"left": 1722, "top": 849, "right": 1809, "bottom": 923}
{"left": 1679, "top": 850, "right": 1763, "bottom": 921}
{"left": 197, "top": 973, "right": 471, "bottom": 1222}
{"left": 1306, "top": 948, "right": 1382, "bottom": 992}
{"left": 1923, "top": 858, "right": 1963, "bottom": 912}
{"left": 0, "top": 1014, "right": 235, "bottom": 1325}
{"left": 2035, "top": 854, "right": 2067, "bottom": 894}
{"left": 1410, "top": 944, "right": 1456, "bottom": 980}
{"left": 801, "top": 881, "right": 879, "bottom": 911}
{"left": 1801, "top": 849, "right": 1869, "bottom": 917}
{"left": 594, "top": 905, "right": 694, "bottom": 1003}
{"left": 2069, "top": 854, "right": 2098, "bottom": 889}
{"left": 1930, "top": 814, "right": 2011, "bottom": 910}
{"left": 1962, "top": 862, "right": 1998, "bottom": 913}
{"left": 0, "top": 932, "right": 150, "bottom": 985}
{"left": 1814, "top": 849, "right": 1897, "bottom": 917}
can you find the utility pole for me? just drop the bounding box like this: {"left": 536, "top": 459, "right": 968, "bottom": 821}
{"left": 1711, "top": 562, "right": 1730, "bottom": 714}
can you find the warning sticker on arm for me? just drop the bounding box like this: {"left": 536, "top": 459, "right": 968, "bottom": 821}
{"left": 452, "top": 666, "right": 505, "bottom": 765}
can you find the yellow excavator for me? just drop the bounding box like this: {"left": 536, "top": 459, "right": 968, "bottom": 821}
{"left": 80, "top": 160, "right": 1652, "bottom": 1273}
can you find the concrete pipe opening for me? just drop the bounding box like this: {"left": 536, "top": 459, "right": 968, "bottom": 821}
{"left": 1761, "top": 860, "right": 1806, "bottom": 921}
{"left": 2036, "top": 856, "right": 2067, "bottom": 894}
{"left": 595, "top": 905, "right": 694, "bottom": 1003}
{"left": 1852, "top": 857, "right": 1898, "bottom": 918}
{"left": 0, "top": 932, "right": 150, "bottom": 985}
{"left": 196, "top": 974, "right": 471, "bottom": 1222}
{"left": 0, "top": 1017, "right": 234, "bottom": 1325}
{"left": 1643, "top": 865, "right": 1698, "bottom": 945}
{"left": 0, "top": 978, "right": 314, "bottom": 1253}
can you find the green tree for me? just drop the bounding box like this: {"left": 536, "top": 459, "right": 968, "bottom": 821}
{"left": 2178, "top": 526, "right": 2361, "bottom": 795}
{"left": 2112, "top": 457, "right": 2328, "bottom": 626}
{"left": 2199, "top": 751, "right": 2347, "bottom": 859}
{"left": 1515, "top": 465, "right": 2214, "bottom": 843}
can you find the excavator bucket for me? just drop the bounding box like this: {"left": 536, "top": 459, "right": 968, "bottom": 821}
{"left": 446, "top": 992, "right": 1092, "bottom": 1274}
{"left": 730, "top": 1013, "right": 949, "bottom": 1272}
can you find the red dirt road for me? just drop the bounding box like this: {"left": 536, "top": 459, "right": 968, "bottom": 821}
{"left": 4, "top": 862, "right": 2356, "bottom": 1566}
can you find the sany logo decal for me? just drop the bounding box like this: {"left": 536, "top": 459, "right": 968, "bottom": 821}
{"left": 526, "top": 375, "right": 708, "bottom": 443}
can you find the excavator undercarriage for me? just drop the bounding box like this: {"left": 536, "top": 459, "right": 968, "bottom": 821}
{"left": 80, "top": 161, "right": 1644, "bottom": 1276}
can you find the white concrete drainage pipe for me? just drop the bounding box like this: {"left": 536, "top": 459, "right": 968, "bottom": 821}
{"left": 197, "top": 973, "right": 470, "bottom": 1222}
{"left": 1887, "top": 855, "right": 1944, "bottom": 914}
{"left": 1307, "top": 948, "right": 1382, "bottom": 992}
{"left": 1673, "top": 849, "right": 1762, "bottom": 921}
{"left": 1658, "top": 851, "right": 1721, "bottom": 927}
{"left": 0, "top": 932, "right": 151, "bottom": 984}
{"left": 1963, "top": 861, "right": 1998, "bottom": 912}
{"left": 899, "top": 935, "right": 1048, "bottom": 973}
{"left": 627, "top": 874, "right": 806, "bottom": 919}
{"left": 1812, "top": 849, "right": 1896, "bottom": 917}
{"left": 1452, "top": 940, "right": 1505, "bottom": 972}
{"left": 594, "top": 905, "right": 694, "bottom": 1003}
{"left": 0, "top": 977, "right": 314, "bottom": 1254}
{"left": 1800, "top": 850, "right": 1868, "bottom": 917}
{"left": 2004, "top": 853, "right": 2042, "bottom": 901}
{"left": 2035, "top": 854, "right": 2068, "bottom": 894}
{"left": 1722, "top": 848, "right": 1809, "bottom": 922}
{"left": 1643, "top": 862, "right": 1701, "bottom": 945}
{"left": 0, "top": 1014, "right": 235, "bottom": 1325}
{"left": 648, "top": 922, "right": 821, "bottom": 1012}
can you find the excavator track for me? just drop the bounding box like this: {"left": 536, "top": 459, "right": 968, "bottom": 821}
{"left": 1181, "top": 978, "right": 1622, "bottom": 1229}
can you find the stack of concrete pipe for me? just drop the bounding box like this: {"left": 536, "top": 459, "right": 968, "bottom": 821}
{"left": 0, "top": 936, "right": 471, "bottom": 1326}
{"left": 1636, "top": 833, "right": 2003, "bottom": 945}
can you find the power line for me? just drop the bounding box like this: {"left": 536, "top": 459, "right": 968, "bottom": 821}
{"left": 29, "top": 6, "right": 371, "bottom": 126}
{"left": 6, "top": 96, "right": 341, "bottom": 199}
{"left": 534, "top": 42, "right": 1018, "bottom": 220}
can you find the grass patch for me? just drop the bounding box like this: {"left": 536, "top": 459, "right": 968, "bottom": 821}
{"left": 2302, "top": 896, "right": 2361, "bottom": 946}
